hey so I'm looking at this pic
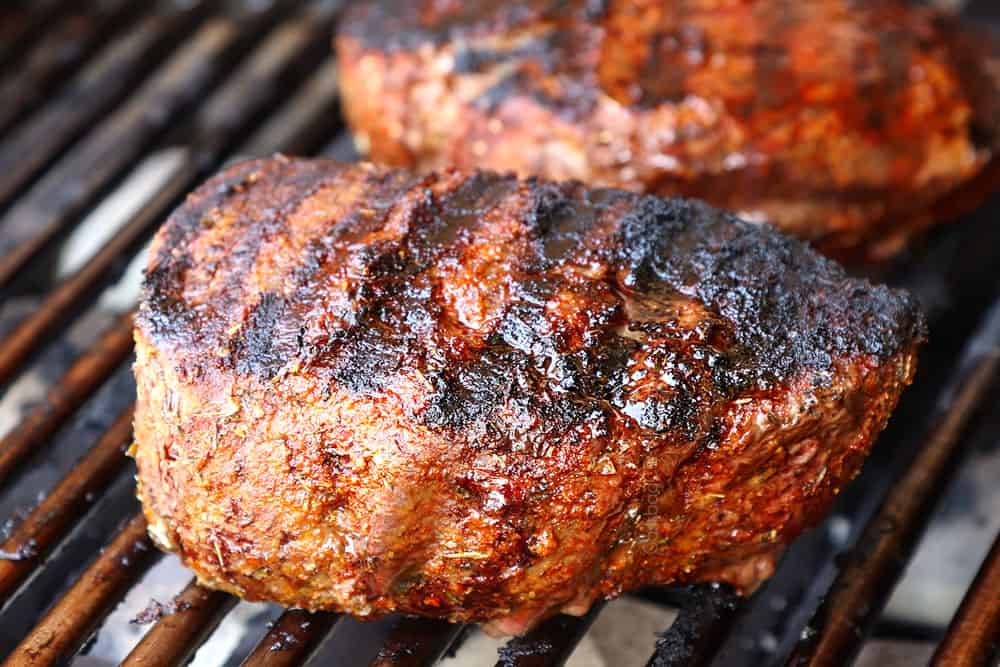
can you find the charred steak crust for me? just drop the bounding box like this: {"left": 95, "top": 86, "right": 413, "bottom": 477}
{"left": 133, "top": 157, "right": 923, "bottom": 633}
{"left": 336, "top": 0, "right": 1000, "bottom": 260}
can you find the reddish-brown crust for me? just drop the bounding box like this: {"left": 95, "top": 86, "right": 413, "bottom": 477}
{"left": 336, "top": 0, "right": 1000, "bottom": 260}
{"left": 133, "top": 158, "right": 923, "bottom": 633}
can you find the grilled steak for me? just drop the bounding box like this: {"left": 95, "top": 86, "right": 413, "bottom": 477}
{"left": 133, "top": 157, "right": 924, "bottom": 634}
{"left": 337, "top": 0, "right": 1000, "bottom": 260}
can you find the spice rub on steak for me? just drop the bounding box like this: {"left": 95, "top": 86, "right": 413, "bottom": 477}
{"left": 337, "top": 0, "right": 1000, "bottom": 260}
{"left": 132, "top": 157, "right": 924, "bottom": 635}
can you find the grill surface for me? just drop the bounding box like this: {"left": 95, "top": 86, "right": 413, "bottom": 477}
{"left": 0, "top": 2, "right": 998, "bottom": 666}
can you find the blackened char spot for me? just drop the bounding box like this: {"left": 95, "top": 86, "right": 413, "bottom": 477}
{"left": 526, "top": 181, "right": 603, "bottom": 263}
{"left": 423, "top": 342, "right": 598, "bottom": 455}
{"left": 423, "top": 349, "right": 514, "bottom": 430}
{"left": 617, "top": 196, "right": 926, "bottom": 385}
{"left": 328, "top": 322, "right": 409, "bottom": 396}
{"left": 138, "top": 162, "right": 264, "bottom": 346}
{"left": 235, "top": 293, "right": 300, "bottom": 381}
{"left": 472, "top": 71, "right": 528, "bottom": 112}
{"left": 452, "top": 37, "right": 548, "bottom": 74}
{"left": 140, "top": 264, "right": 201, "bottom": 346}
{"left": 618, "top": 196, "right": 690, "bottom": 287}
{"left": 584, "top": 0, "right": 608, "bottom": 20}
{"left": 428, "top": 171, "right": 517, "bottom": 245}
{"left": 623, "top": 395, "right": 697, "bottom": 435}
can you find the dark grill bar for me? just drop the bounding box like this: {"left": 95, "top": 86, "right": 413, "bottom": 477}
{"left": 240, "top": 610, "right": 341, "bottom": 667}
{"left": 930, "top": 533, "right": 1000, "bottom": 666}
{"left": 0, "top": 406, "right": 133, "bottom": 605}
{"left": 0, "top": 2, "right": 997, "bottom": 666}
{"left": 0, "top": 315, "right": 133, "bottom": 483}
{"left": 0, "top": 5, "right": 207, "bottom": 212}
{"left": 371, "top": 618, "right": 466, "bottom": 667}
{"left": 0, "top": 0, "right": 66, "bottom": 71}
{"left": 121, "top": 579, "right": 237, "bottom": 667}
{"left": 3, "top": 515, "right": 160, "bottom": 667}
{"left": 493, "top": 603, "right": 605, "bottom": 667}
{"left": 786, "top": 301, "right": 1000, "bottom": 667}
{"left": 646, "top": 586, "right": 741, "bottom": 667}
{"left": 0, "top": 0, "right": 140, "bottom": 136}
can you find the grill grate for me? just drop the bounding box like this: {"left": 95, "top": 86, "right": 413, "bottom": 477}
{"left": 0, "top": 2, "right": 998, "bottom": 666}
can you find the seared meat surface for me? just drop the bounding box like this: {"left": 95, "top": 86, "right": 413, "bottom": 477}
{"left": 337, "top": 0, "right": 1000, "bottom": 260}
{"left": 133, "top": 157, "right": 924, "bottom": 634}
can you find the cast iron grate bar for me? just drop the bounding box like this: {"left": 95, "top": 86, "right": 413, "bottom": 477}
{"left": 0, "top": 4, "right": 208, "bottom": 212}
{"left": 0, "top": 315, "right": 133, "bottom": 489}
{"left": 493, "top": 603, "right": 606, "bottom": 667}
{"left": 370, "top": 618, "right": 466, "bottom": 667}
{"left": 241, "top": 609, "right": 342, "bottom": 667}
{"left": 2, "top": 515, "right": 160, "bottom": 667}
{"left": 0, "top": 0, "right": 67, "bottom": 71}
{"left": 786, "top": 298, "right": 1000, "bottom": 666}
{"left": 0, "top": 406, "right": 134, "bottom": 608}
{"left": 121, "top": 578, "right": 238, "bottom": 667}
{"left": 0, "top": 0, "right": 142, "bottom": 137}
{"left": 0, "top": 2, "right": 291, "bottom": 296}
{"left": 238, "top": 58, "right": 344, "bottom": 161}
{"left": 646, "top": 584, "right": 742, "bottom": 667}
{"left": 930, "top": 531, "right": 1000, "bottom": 667}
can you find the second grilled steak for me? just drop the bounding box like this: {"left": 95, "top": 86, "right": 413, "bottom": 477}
{"left": 133, "top": 157, "right": 924, "bottom": 635}
{"left": 337, "top": 0, "right": 1000, "bottom": 260}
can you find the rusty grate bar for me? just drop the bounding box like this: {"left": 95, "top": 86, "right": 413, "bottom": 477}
{"left": 0, "top": 0, "right": 141, "bottom": 136}
{"left": 493, "top": 604, "right": 605, "bottom": 667}
{"left": 121, "top": 579, "right": 237, "bottom": 667}
{"left": 0, "top": 314, "right": 133, "bottom": 486}
{"left": 0, "top": 0, "right": 66, "bottom": 69}
{"left": 930, "top": 532, "right": 1000, "bottom": 667}
{"left": 190, "top": 2, "right": 341, "bottom": 145}
{"left": 241, "top": 610, "right": 341, "bottom": 667}
{"left": 0, "top": 5, "right": 206, "bottom": 211}
{"left": 0, "top": 5, "right": 280, "bottom": 294}
{"left": 2, "top": 515, "right": 160, "bottom": 667}
{"left": 0, "top": 312, "right": 132, "bottom": 473}
{"left": 786, "top": 299, "right": 1000, "bottom": 667}
{"left": 371, "top": 618, "right": 466, "bottom": 667}
{"left": 0, "top": 5, "right": 341, "bottom": 390}
{"left": 646, "top": 584, "right": 741, "bottom": 667}
{"left": 239, "top": 58, "right": 343, "bottom": 160}
{"left": 0, "top": 406, "right": 134, "bottom": 607}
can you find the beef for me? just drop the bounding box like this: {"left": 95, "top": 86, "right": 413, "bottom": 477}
{"left": 336, "top": 0, "right": 1000, "bottom": 260}
{"left": 132, "top": 157, "right": 924, "bottom": 635}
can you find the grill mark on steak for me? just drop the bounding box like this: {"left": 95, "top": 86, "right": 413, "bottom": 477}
{"left": 138, "top": 158, "right": 924, "bottom": 430}
{"left": 143, "top": 158, "right": 334, "bottom": 356}
{"left": 231, "top": 166, "right": 426, "bottom": 383}
{"left": 235, "top": 292, "right": 296, "bottom": 381}
{"left": 141, "top": 162, "right": 264, "bottom": 347}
